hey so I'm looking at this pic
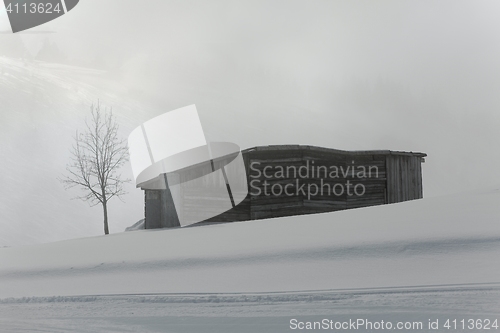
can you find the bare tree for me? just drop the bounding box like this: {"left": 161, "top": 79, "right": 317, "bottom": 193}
{"left": 61, "top": 102, "right": 129, "bottom": 235}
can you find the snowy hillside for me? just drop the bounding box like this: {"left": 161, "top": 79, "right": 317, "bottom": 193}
{"left": 1, "top": 187, "right": 499, "bottom": 299}
{"left": 0, "top": 186, "right": 499, "bottom": 332}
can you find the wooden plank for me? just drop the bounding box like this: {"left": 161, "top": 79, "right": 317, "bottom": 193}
{"left": 385, "top": 156, "right": 393, "bottom": 203}
{"left": 187, "top": 145, "right": 426, "bottom": 225}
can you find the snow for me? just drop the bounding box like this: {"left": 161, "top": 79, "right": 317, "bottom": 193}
{"left": 0, "top": 187, "right": 499, "bottom": 330}
{"left": 1, "top": 186, "right": 499, "bottom": 297}
{"left": 125, "top": 219, "right": 145, "bottom": 232}
{"left": 1, "top": 287, "right": 499, "bottom": 332}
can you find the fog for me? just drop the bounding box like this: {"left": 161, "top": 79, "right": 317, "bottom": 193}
{"left": 1, "top": 0, "right": 500, "bottom": 245}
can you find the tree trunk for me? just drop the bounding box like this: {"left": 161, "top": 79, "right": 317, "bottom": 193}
{"left": 103, "top": 201, "right": 109, "bottom": 235}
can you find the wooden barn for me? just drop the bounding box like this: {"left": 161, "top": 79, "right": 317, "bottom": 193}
{"left": 142, "top": 145, "right": 426, "bottom": 228}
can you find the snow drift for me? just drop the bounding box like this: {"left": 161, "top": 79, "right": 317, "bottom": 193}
{"left": 0, "top": 187, "right": 499, "bottom": 299}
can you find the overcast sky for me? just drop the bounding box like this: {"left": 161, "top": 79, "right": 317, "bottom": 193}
{"left": 1, "top": 0, "right": 500, "bottom": 245}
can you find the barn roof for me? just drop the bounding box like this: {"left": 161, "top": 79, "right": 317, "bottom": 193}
{"left": 243, "top": 145, "right": 427, "bottom": 158}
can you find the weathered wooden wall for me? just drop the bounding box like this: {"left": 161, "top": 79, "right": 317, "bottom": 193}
{"left": 144, "top": 145, "right": 426, "bottom": 228}
{"left": 385, "top": 154, "right": 424, "bottom": 203}
{"left": 144, "top": 176, "right": 181, "bottom": 228}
